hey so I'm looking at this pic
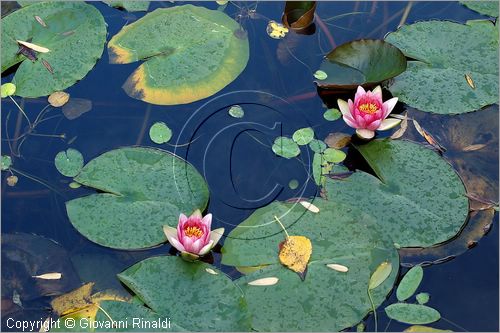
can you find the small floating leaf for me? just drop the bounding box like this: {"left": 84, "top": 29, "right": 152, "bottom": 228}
{"left": 205, "top": 268, "right": 218, "bottom": 275}
{"left": 404, "top": 325, "right": 451, "bottom": 332}
{"left": 266, "top": 20, "right": 289, "bottom": 39}
{"left": 228, "top": 105, "right": 244, "bottom": 118}
{"left": 149, "top": 122, "right": 172, "bottom": 144}
{"left": 288, "top": 179, "right": 299, "bottom": 190}
{"left": 326, "top": 263, "right": 349, "bottom": 272}
{"left": 69, "top": 182, "right": 81, "bottom": 189}
{"left": 292, "top": 127, "right": 315, "bottom": 145}
{"left": 323, "top": 148, "right": 346, "bottom": 163}
{"left": 32, "top": 272, "right": 62, "bottom": 280}
{"left": 323, "top": 108, "right": 342, "bottom": 121}
{"left": 369, "top": 261, "right": 392, "bottom": 290}
{"left": 1, "top": 83, "right": 16, "bottom": 98}
{"left": 16, "top": 40, "right": 50, "bottom": 53}
{"left": 248, "top": 277, "right": 279, "bottom": 286}
{"left": 1, "top": 155, "right": 12, "bottom": 170}
{"left": 312, "top": 152, "right": 324, "bottom": 186}
{"left": 278, "top": 235, "right": 312, "bottom": 280}
{"left": 272, "top": 137, "right": 300, "bottom": 159}
{"left": 385, "top": 303, "right": 441, "bottom": 325}
{"left": 48, "top": 91, "right": 70, "bottom": 107}
{"left": 396, "top": 265, "right": 424, "bottom": 301}
{"left": 54, "top": 149, "right": 84, "bottom": 177}
{"left": 6, "top": 175, "right": 18, "bottom": 187}
{"left": 416, "top": 292, "right": 430, "bottom": 305}
{"left": 299, "top": 201, "right": 319, "bottom": 213}
{"left": 309, "top": 139, "right": 327, "bottom": 153}
{"left": 313, "top": 70, "right": 328, "bottom": 80}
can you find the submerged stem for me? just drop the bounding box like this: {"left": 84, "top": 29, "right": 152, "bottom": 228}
{"left": 273, "top": 215, "right": 290, "bottom": 239}
{"left": 367, "top": 290, "right": 378, "bottom": 332}
{"left": 8, "top": 96, "right": 32, "bottom": 128}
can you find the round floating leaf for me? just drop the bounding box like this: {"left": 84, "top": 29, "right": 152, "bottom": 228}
{"left": 316, "top": 39, "right": 407, "bottom": 90}
{"left": 225, "top": 200, "right": 399, "bottom": 331}
{"left": 288, "top": 179, "right": 299, "bottom": 189}
{"left": 107, "top": 5, "right": 249, "bottom": 105}
{"left": 313, "top": 70, "right": 328, "bottom": 80}
{"left": 65, "top": 147, "right": 209, "bottom": 249}
{"left": 397, "top": 265, "right": 424, "bottom": 301}
{"left": 461, "top": 1, "right": 499, "bottom": 17}
{"left": 228, "top": 105, "right": 244, "bottom": 118}
{"left": 325, "top": 139, "right": 468, "bottom": 248}
{"left": 323, "top": 108, "right": 341, "bottom": 121}
{"left": 385, "top": 303, "right": 441, "bottom": 325}
{"left": 272, "top": 137, "right": 300, "bottom": 159}
{"left": 416, "top": 292, "right": 430, "bottom": 305}
{"left": 385, "top": 20, "right": 498, "bottom": 114}
{"left": 308, "top": 139, "right": 326, "bottom": 153}
{"left": 48, "top": 91, "right": 70, "bottom": 107}
{"left": 118, "top": 256, "right": 250, "bottom": 331}
{"left": 1, "top": 2, "right": 107, "bottom": 97}
{"left": 292, "top": 127, "right": 314, "bottom": 145}
{"left": 104, "top": 1, "right": 150, "bottom": 12}
{"left": 149, "top": 122, "right": 172, "bottom": 144}
{"left": 323, "top": 147, "right": 346, "bottom": 163}
{"left": 1, "top": 83, "right": 16, "bottom": 98}
{"left": 54, "top": 148, "right": 84, "bottom": 177}
{"left": 1, "top": 155, "right": 12, "bottom": 170}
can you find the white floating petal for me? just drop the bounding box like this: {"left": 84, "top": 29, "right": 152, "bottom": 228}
{"left": 247, "top": 277, "right": 279, "bottom": 286}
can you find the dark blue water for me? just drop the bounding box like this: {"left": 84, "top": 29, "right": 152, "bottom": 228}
{"left": 2, "top": 1, "right": 498, "bottom": 331}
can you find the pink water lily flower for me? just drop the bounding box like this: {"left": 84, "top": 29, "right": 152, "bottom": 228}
{"left": 338, "top": 86, "right": 401, "bottom": 139}
{"left": 163, "top": 210, "right": 224, "bottom": 258}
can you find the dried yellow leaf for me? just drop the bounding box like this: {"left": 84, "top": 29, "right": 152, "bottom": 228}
{"left": 247, "top": 277, "right": 279, "bottom": 286}
{"left": 50, "top": 282, "right": 94, "bottom": 316}
{"left": 278, "top": 235, "right": 312, "bottom": 280}
{"left": 326, "top": 263, "right": 349, "bottom": 272}
{"left": 48, "top": 91, "right": 70, "bottom": 107}
{"left": 32, "top": 272, "right": 62, "bottom": 280}
{"left": 368, "top": 261, "right": 392, "bottom": 290}
{"left": 6, "top": 175, "right": 18, "bottom": 187}
{"left": 462, "top": 143, "right": 487, "bottom": 152}
{"left": 17, "top": 40, "right": 50, "bottom": 53}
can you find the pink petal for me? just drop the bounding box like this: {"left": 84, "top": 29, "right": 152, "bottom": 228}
{"left": 354, "top": 113, "right": 367, "bottom": 128}
{"left": 372, "top": 85, "right": 382, "bottom": 97}
{"left": 198, "top": 240, "right": 215, "bottom": 256}
{"left": 354, "top": 86, "right": 366, "bottom": 101}
{"left": 382, "top": 97, "right": 398, "bottom": 118}
{"left": 201, "top": 213, "right": 212, "bottom": 229}
{"left": 343, "top": 115, "right": 359, "bottom": 129}
{"left": 182, "top": 236, "right": 194, "bottom": 252}
{"left": 191, "top": 238, "right": 205, "bottom": 254}
{"left": 366, "top": 119, "right": 382, "bottom": 131}
{"left": 168, "top": 236, "right": 186, "bottom": 253}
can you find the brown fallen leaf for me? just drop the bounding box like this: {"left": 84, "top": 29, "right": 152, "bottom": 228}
{"left": 390, "top": 112, "right": 408, "bottom": 139}
{"left": 17, "top": 40, "right": 50, "bottom": 53}
{"left": 48, "top": 92, "right": 70, "bottom": 107}
{"left": 41, "top": 59, "right": 53, "bottom": 74}
{"left": 324, "top": 132, "right": 351, "bottom": 149}
{"left": 6, "top": 175, "right": 18, "bottom": 187}
{"left": 51, "top": 282, "right": 94, "bottom": 316}
{"left": 413, "top": 119, "right": 446, "bottom": 153}
{"left": 462, "top": 143, "right": 487, "bottom": 152}
{"left": 62, "top": 98, "right": 92, "bottom": 120}
{"left": 278, "top": 234, "right": 312, "bottom": 281}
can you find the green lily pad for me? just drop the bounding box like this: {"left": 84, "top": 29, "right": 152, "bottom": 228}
{"left": 325, "top": 140, "right": 468, "bottom": 248}
{"left": 292, "top": 127, "right": 315, "bottom": 145}
{"left": 385, "top": 303, "right": 441, "bottom": 325}
{"left": 149, "top": 122, "right": 172, "bottom": 144}
{"left": 272, "top": 136, "right": 300, "bottom": 159}
{"left": 224, "top": 200, "right": 399, "bottom": 331}
{"left": 104, "top": 1, "right": 150, "bottom": 12}
{"left": 397, "top": 265, "right": 424, "bottom": 301}
{"left": 65, "top": 147, "right": 209, "bottom": 250}
{"left": 308, "top": 139, "right": 327, "bottom": 153}
{"left": 323, "top": 108, "right": 341, "bottom": 121}
{"left": 118, "top": 256, "right": 250, "bottom": 331}
{"left": 313, "top": 70, "right": 328, "bottom": 80}
{"left": 1, "top": 83, "right": 16, "bottom": 98}
{"left": 288, "top": 179, "right": 299, "bottom": 190}
{"left": 385, "top": 20, "right": 498, "bottom": 114}
{"left": 1, "top": 2, "right": 107, "bottom": 97}
{"left": 316, "top": 39, "right": 407, "bottom": 90}
{"left": 107, "top": 5, "right": 249, "bottom": 105}
{"left": 1, "top": 155, "right": 12, "bottom": 170}
{"left": 416, "top": 292, "right": 430, "bottom": 305}
{"left": 312, "top": 152, "right": 324, "bottom": 186}
{"left": 461, "top": 1, "right": 499, "bottom": 17}
{"left": 228, "top": 105, "right": 244, "bottom": 118}
{"left": 323, "top": 147, "right": 346, "bottom": 163}
{"left": 54, "top": 148, "right": 84, "bottom": 177}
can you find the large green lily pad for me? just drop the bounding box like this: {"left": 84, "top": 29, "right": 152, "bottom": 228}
{"left": 461, "top": 1, "right": 499, "bottom": 17}
{"left": 1, "top": 2, "right": 106, "bottom": 97}
{"left": 118, "top": 256, "right": 250, "bottom": 331}
{"left": 107, "top": 5, "right": 249, "bottom": 105}
{"left": 315, "top": 39, "right": 407, "bottom": 90}
{"left": 222, "top": 200, "right": 398, "bottom": 331}
{"left": 385, "top": 20, "right": 498, "bottom": 114}
{"left": 66, "top": 147, "right": 209, "bottom": 250}
{"left": 325, "top": 140, "right": 468, "bottom": 248}
{"left": 104, "top": 1, "right": 150, "bottom": 12}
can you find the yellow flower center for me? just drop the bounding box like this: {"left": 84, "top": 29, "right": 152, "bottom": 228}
{"left": 184, "top": 226, "right": 204, "bottom": 238}
{"left": 358, "top": 102, "right": 379, "bottom": 114}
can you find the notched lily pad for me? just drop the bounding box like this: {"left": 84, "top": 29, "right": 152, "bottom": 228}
{"left": 108, "top": 5, "right": 249, "bottom": 105}
{"left": 54, "top": 148, "right": 84, "bottom": 177}
{"left": 316, "top": 39, "right": 407, "bottom": 90}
